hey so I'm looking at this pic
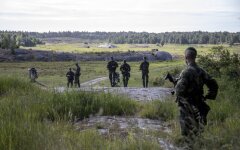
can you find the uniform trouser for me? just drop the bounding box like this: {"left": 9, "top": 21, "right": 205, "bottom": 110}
{"left": 109, "top": 71, "right": 116, "bottom": 87}
{"left": 30, "top": 73, "right": 37, "bottom": 82}
{"left": 67, "top": 80, "right": 73, "bottom": 88}
{"left": 74, "top": 75, "right": 80, "bottom": 87}
{"left": 142, "top": 73, "right": 149, "bottom": 88}
{"left": 179, "top": 104, "right": 202, "bottom": 137}
{"left": 122, "top": 75, "right": 129, "bottom": 87}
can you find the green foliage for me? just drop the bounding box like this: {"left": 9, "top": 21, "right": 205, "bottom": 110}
{"left": 198, "top": 46, "right": 240, "bottom": 78}
{"left": 47, "top": 92, "right": 138, "bottom": 121}
{"left": 0, "top": 33, "right": 19, "bottom": 53}
{"left": 0, "top": 32, "right": 43, "bottom": 51}
{"left": 2, "top": 30, "right": 240, "bottom": 44}
{"left": 1, "top": 76, "right": 161, "bottom": 150}
{"left": 140, "top": 99, "right": 178, "bottom": 121}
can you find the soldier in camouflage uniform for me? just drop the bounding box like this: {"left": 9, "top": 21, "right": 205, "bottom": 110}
{"left": 66, "top": 68, "right": 75, "bottom": 88}
{"left": 175, "top": 47, "right": 218, "bottom": 137}
{"left": 107, "top": 57, "right": 119, "bottom": 87}
{"left": 140, "top": 56, "right": 149, "bottom": 88}
{"left": 29, "top": 67, "right": 38, "bottom": 82}
{"left": 120, "top": 60, "right": 131, "bottom": 87}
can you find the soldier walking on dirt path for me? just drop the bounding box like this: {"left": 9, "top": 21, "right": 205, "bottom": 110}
{"left": 107, "top": 57, "right": 119, "bottom": 87}
{"left": 73, "top": 63, "right": 81, "bottom": 88}
{"left": 140, "top": 56, "right": 149, "bottom": 88}
{"left": 175, "top": 47, "right": 218, "bottom": 139}
{"left": 66, "top": 68, "right": 74, "bottom": 88}
{"left": 120, "top": 60, "right": 131, "bottom": 87}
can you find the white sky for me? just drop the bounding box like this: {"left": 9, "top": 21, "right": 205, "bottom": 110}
{"left": 0, "top": 0, "right": 239, "bottom": 32}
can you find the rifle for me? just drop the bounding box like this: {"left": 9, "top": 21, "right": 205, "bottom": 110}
{"left": 164, "top": 73, "right": 177, "bottom": 95}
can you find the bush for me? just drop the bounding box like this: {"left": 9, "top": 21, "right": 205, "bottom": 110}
{"left": 198, "top": 46, "right": 240, "bottom": 78}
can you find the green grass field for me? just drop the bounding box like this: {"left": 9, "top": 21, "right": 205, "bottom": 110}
{"left": 21, "top": 43, "right": 240, "bottom": 56}
{"left": 0, "top": 60, "right": 184, "bottom": 88}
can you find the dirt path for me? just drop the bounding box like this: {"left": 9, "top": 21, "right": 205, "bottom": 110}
{"left": 81, "top": 77, "right": 108, "bottom": 86}
{"left": 54, "top": 77, "right": 172, "bottom": 102}
{"left": 102, "top": 87, "right": 172, "bottom": 101}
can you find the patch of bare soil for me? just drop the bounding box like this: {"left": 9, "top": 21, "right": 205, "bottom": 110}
{"left": 75, "top": 116, "right": 179, "bottom": 150}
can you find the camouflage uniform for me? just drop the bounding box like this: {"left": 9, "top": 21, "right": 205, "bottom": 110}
{"left": 66, "top": 69, "right": 74, "bottom": 88}
{"left": 107, "top": 60, "right": 119, "bottom": 87}
{"left": 29, "top": 68, "right": 38, "bottom": 82}
{"left": 175, "top": 62, "right": 218, "bottom": 137}
{"left": 74, "top": 64, "right": 81, "bottom": 88}
{"left": 120, "top": 62, "right": 131, "bottom": 87}
{"left": 140, "top": 60, "right": 149, "bottom": 88}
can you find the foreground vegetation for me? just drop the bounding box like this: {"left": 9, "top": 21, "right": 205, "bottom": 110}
{"left": 0, "top": 76, "right": 167, "bottom": 150}
{"left": 1, "top": 70, "right": 240, "bottom": 149}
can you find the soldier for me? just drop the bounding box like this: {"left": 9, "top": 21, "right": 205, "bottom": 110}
{"left": 175, "top": 47, "right": 218, "bottom": 137}
{"left": 73, "top": 63, "right": 81, "bottom": 88}
{"left": 140, "top": 56, "right": 149, "bottom": 88}
{"left": 28, "top": 67, "right": 38, "bottom": 82}
{"left": 66, "top": 68, "right": 74, "bottom": 88}
{"left": 120, "top": 60, "right": 131, "bottom": 87}
{"left": 107, "top": 57, "right": 119, "bottom": 87}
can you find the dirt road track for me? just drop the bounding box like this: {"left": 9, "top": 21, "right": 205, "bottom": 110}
{"left": 54, "top": 77, "right": 173, "bottom": 101}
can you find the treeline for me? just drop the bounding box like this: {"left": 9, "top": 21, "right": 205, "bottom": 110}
{"left": 0, "top": 31, "right": 44, "bottom": 51}
{"left": 1, "top": 31, "right": 240, "bottom": 45}
{"left": 13, "top": 31, "right": 240, "bottom": 45}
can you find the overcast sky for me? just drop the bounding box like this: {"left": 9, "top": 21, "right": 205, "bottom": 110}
{"left": 0, "top": 0, "right": 239, "bottom": 32}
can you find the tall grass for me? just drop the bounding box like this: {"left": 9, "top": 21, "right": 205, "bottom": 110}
{"left": 0, "top": 76, "right": 163, "bottom": 150}
{"left": 140, "top": 99, "right": 178, "bottom": 121}
{"left": 47, "top": 92, "right": 138, "bottom": 121}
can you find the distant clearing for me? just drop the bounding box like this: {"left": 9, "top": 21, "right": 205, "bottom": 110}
{"left": 21, "top": 43, "right": 240, "bottom": 56}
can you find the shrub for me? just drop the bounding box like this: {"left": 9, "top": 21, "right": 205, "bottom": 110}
{"left": 198, "top": 46, "right": 240, "bottom": 78}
